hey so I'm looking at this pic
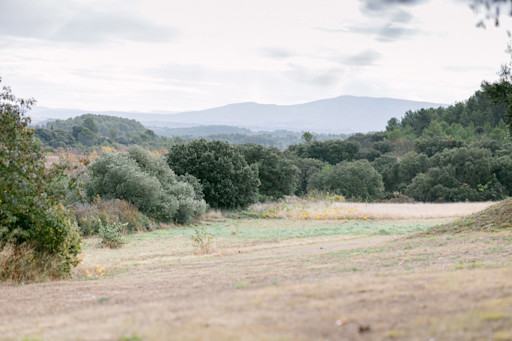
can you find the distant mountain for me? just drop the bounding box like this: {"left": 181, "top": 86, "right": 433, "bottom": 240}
{"left": 166, "top": 96, "right": 444, "bottom": 133}
{"left": 30, "top": 95, "right": 444, "bottom": 134}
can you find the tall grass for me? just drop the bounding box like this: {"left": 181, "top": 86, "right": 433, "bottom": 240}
{"left": 0, "top": 243, "right": 68, "bottom": 283}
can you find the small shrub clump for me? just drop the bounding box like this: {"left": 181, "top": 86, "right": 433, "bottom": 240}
{"left": 98, "top": 220, "right": 125, "bottom": 248}
{"left": 192, "top": 225, "right": 215, "bottom": 254}
{"left": 73, "top": 197, "right": 153, "bottom": 235}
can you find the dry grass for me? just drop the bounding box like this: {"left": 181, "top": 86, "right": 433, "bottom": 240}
{"left": 1, "top": 202, "right": 511, "bottom": 340}
{"left": 201, "top": 209, "right": 226, "bottom": 221}
{"left": 248, "top": 199, "right": 495, "bottom": 220}
{"left": 0, "top": 243, "right": 66, "bottom": 283}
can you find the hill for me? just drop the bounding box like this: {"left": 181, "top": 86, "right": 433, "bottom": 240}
{"left": 30, "top": 95, "right": 444, "bottom": 134}
{"left": 162, "top": 96, "right": 444, "bottom": 133}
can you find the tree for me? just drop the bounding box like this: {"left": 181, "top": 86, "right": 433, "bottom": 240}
{"left": 167, "top": 140, "right": 260, "bottom": 209}
{"left": 301, "top": 132, "right": 315, "bottom": 143}
{"left": 237, "top": 144, "right": 300, "bottom": 199}
{"left": 0, "top": 78, "right": 81, "bottom": 280}
{"left": 481, "top": 63, "right": 512, "bottom": 137}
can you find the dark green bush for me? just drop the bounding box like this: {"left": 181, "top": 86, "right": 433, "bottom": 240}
{"left": 237, "top": 144, "right": 299, "bottom": 199}
{"left": 167, "top": 140, "right": 260, "bottom": 209}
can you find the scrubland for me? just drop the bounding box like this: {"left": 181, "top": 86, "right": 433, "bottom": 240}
{"left": 1, "top": 201, "right": 512, "bottom": 341}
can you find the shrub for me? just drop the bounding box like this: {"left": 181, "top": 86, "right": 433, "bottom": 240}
{"left": 73, "top": 198, "right": 153, "bottom": 235}
{"left": 0, "top": 78, "right": 81, "bottom": 280}
{"left": 86, "top": 146, "right": 206, "bottom": 224}
{"left": 307, "top": 160, "right": 384, "bottom": 201}
{"left": 98, "top": 221, "right": 124, "bottom": 248}
{"left": 167, "top": 140, "right": 260, "bottom": 209}
{"left": 191, "top": 225, "right": 215, "bottom": 254}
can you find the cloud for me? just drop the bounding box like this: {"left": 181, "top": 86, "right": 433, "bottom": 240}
{"left": 283, "top": 64, "right": 345, "bottom": 87}
{"left": 360, "top": 0, "right": 428, "bottom": 13}
{"left": 0, "top": 0, "right": 177, "bottom": 43}
{"left": 261, "top": 47, "right": 293, "bottom": 59}
{"left": 343, "top": 50, "right": 382, "bottom": 66}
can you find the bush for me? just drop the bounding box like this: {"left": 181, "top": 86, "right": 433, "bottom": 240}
{"left": 98, "top": 220, "right": 124, "bottom": 248}
{"left": 0, "top": 79, "right": 81, "bottom": 280}
{"left": 86, "top": 146, "right": 206, "bottom": 224}
{"left": 307, "top": 159, "right": 384, "bottom": 201}
{"left": 73, "top": 198, "right": 153, "bottom": 235}
{"left": 167, "top": 140, "right": 260, "bottom": 209}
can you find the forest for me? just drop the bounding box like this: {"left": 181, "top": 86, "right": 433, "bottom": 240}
{"left": 33, "top": 86, "right": 512, "bottom": 204}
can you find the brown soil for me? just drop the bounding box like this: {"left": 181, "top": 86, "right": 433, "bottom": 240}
{"left": 1, "top": 219, "right": 511, "bottom": 340}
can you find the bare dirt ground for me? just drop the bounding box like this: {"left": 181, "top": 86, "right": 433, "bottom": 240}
{"left": 1, "top": 204, "right": 511, "bottom": 341}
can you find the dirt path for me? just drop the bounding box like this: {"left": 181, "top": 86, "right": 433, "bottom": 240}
{"left": 1, "top": 226, "right": 512, "bottom": 341}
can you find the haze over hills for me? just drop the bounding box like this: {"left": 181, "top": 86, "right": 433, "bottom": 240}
{"left": 31, "top": 95, "right": 445, "bottom": 134}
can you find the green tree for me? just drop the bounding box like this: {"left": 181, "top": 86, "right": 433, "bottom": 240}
{"left": 167, "top": 140, "right": 260, "bottom": 209}
{"left": 481, "top": 63, "right": 512, "bottom": 137}
{"left": 0, "top": 79, "right": 81, "bottom": 280}
{"left": 237, "top": 144, "right": 300, "bottom": 199}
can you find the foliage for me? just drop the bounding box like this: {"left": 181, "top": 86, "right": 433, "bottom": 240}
{"left": 86, "top": 146, "right": 206, "bottom": 223}
{"left": 98, "top": 220, "right": 125, "bottom": 248}
{"left": 308, "top": 160, "right": 384, "bottom": 201}
{"left": 0, "top": 79, "right": 81, "bottom": 280}
{"left": 237, "top": 144, "right": 300, "bottom": 199}
{"left": 167, "top": 140, "right": 260, "bottom": 209}
{"left": 288, "top": 139, "right": 360, "bottom": 165}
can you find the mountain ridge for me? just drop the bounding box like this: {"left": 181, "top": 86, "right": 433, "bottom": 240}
{"left": 30, "top": 95, "right": 445, "bottom": 134}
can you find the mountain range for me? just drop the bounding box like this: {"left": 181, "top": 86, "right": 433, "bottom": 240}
{"left": 30, "top": 95, "right": 445, "bottom": 134}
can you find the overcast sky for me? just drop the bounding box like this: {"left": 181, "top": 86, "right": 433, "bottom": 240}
{"left": 1, "top": 0, "right": 511, "bottom": 112}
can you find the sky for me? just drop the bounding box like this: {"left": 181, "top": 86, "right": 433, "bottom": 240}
{"left": 1, "top": 0, "right": 511, "bottom": 112}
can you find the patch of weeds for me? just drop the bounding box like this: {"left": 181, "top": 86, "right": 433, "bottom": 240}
{"left": 98, "top": 221, "right": 125, "bottom": 248}
{"left": 493, "top": 331, "right": 512, "bottom": 341}
{"left": 117, "top": 334, "right": 144, "bottom": 341}
{"left": 377, "top": 229, "right": 390, "bottom": 235}
{"left": 97, "top": 296, "right": 111, "bottom": 303}
{"left": 191, "top": 225, "right": 215, "bottom": 254}
{"left": 481, "top": 312, "right": 509, "bottom": 321}
{"left": 385, "top": 329, "right": 405, "bottom": 338}
{"left": 232, "top": 280, "right": 250, "bottom": 289}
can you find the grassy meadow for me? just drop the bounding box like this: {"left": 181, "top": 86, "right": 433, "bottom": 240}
{"left": 1, "top": 200, "right": 512, "bottom": 341}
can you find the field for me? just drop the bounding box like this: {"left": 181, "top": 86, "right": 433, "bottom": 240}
{"left": 2, "top": 202, "right": 512, "bottom": 341}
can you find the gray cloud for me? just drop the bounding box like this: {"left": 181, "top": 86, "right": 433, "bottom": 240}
{"left": 0, "top": 0, "right": 177, "bottom": 43}
{"left": 343, "top": 50, "right": 382, "bottom": 66}
{"left": 354, "top": 0, "right": 426, "bottom": 42}
{"left": 346, "top": 22, "right": 419, "bottom": 42}
{"left": 360, "top": 0, "right": 428, "bottom": 13}
{"left": 284, "top": 64, "right": 345, "bottom": 87}
{"left": 261, "top": 47, "right": 293, "bottom": 59}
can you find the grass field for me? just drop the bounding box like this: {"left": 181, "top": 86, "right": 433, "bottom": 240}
{"left": 1, "top": 201, "right": 512, "bottom": 341}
